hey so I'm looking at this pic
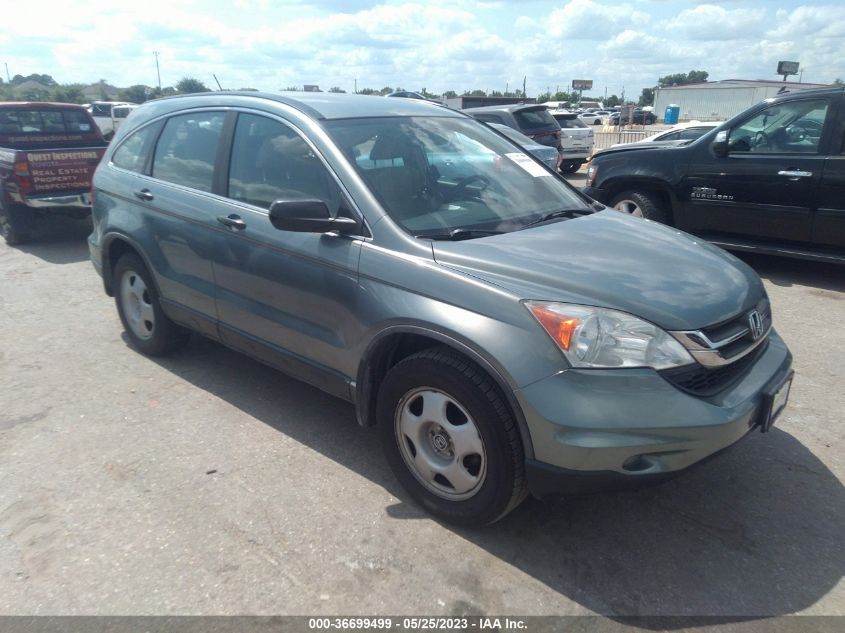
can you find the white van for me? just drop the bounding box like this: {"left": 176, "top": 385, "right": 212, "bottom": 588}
{"left": 88, "top": 102, "right": 137, "bottom": 140}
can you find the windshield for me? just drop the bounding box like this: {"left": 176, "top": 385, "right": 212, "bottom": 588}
{"left": 323, "top": 116, "right": 588, "bottom": 236}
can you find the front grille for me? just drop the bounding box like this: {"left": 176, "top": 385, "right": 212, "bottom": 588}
{"left": 661, "top": 339, "right": 768, "bottom": 397}
{"left": 663, "top": 297, "right": 772, "bottom": 397}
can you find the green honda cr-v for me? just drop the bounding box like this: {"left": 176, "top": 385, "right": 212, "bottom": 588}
{"left": 89, "top": 92, "right": 793, "bottom": 525}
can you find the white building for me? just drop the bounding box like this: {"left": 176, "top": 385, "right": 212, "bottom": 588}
{"left": 654, "top": 79, "right": 830, "bottom": 122}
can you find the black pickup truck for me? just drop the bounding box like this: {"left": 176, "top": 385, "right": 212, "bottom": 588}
{"left": 584, "top": 86, "right": 845, "bottom": 263}
{"left": 0, "top": 102, "right": 107, "bottom": 244}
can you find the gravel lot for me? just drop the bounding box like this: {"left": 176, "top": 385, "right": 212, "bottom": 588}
{"left": 0, "top": 215, "right": 842, "bottom": 620}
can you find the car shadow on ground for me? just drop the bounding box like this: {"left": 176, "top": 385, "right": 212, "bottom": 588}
{"left": 738, "top": 252, "right": 845, "bottom": 293}
{"left": 13, "top": 215, "right": 92, "bottom": 265}
{"left": 141, "top": 333, "right": 844, "bottom": 624}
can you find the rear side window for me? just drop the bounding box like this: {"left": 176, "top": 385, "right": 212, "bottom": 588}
{"left": 472, "top": 114, "right": 506, "bottom": 125}
{"left": 112, "top": 124, "right": 159, "bottom": 173}
{"left": 513, "top": 109, "right": 558, "bottom": 131}
{"left": 152, "top": 112, "right": 225, "bottom": 192}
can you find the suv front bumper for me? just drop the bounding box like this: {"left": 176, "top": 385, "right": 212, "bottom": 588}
{"left": 515, "top": 329, "right": 793, "bottom": 497}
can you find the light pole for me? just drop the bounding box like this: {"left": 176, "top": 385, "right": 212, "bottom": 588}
{"left": 3, "top": 62, "right": 10, "bottom": 83}
{"left": 153, "top": 51, "right": 161, "bottom": 91}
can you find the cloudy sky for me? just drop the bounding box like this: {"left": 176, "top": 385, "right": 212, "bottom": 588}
{"left": 2, "top": 0, "right": 842, "bottom": 98}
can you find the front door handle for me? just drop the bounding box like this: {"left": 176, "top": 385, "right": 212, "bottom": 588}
{"left": 777, "top": 170, "right": 813, "bottom": 179}
{"left": 217, "top": 214, "right": 247, "bottom": 230}
{"left": 133, "top": 189, "right": 154, "bottom": 201}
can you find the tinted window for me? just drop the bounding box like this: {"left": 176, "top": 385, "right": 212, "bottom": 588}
{"left": 152, "top": 112, "right": 225, "bottom": 192}
{"left": 91, "top": 103, "right": 113, "bottom": 117}
{"left": 0, "top": 109, "right": 93, "bottom": 134}
{"left": 112, "top": 124, "right": 159, "bottom": 173}
{"left": 228, "top": 113, "right": 339, "bottom": 210}
{"left": 513, "top": 108, "right": 558, "bottom": 131}
{"left": 729, "top": 99, "right": 829, "bottom": 154}
{"left": 678, "top": 127, "right": 711, "bottom": 140}
{"left": 554, "top": 116, "right": 588, "bottom": 129}
{"left": 472, "top": 114, "right": 505, "bottom": 125}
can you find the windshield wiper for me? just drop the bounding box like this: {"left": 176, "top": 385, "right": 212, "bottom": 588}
{"left": 415, "top": 228, "right": 504, "bottom": 241}
{"left": 520, "top": 208, "right": 593, "bottom": 230}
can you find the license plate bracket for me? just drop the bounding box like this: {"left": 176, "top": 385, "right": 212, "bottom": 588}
{"left": 758, "top": 369, "right": 794, "bottom": 432}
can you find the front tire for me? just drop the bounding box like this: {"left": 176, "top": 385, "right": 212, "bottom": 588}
{"left": 610, "top": 190, "right": 671, "bottom": 224}
{"left": 113, "top": 253, "right": 190, "bottom": 356}
{"left": 377, "top": 347, "right": 527, "bottom": 526}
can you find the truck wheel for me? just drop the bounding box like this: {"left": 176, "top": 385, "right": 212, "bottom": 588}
{"left": 113, "top": 253, "right": 190, "bottom": 356}
{"left": 377, "top": 346, "right": 527, "bottom": 526}
{"left": 0, "top": 202, "right": 32, "bottom": 245}
{"left": 610, "top": 190, "right": 671, "bottom": 224}
{"left": 559, "top": 160, "right": 582, "bottom": 174}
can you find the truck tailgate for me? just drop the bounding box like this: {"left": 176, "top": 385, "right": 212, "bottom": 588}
{"left": 23, "top": 147, "right": 106, "bottom": 195}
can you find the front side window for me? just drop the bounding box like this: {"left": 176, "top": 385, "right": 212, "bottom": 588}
{"left": 324, "top": 116, "right": 588, "bottom": 235}
{"left": 729, "top": 99, "right": 829, "bottom": 154}
{"left": 228, "top": 113, "right": 340, "bottom": 211}
{"left": 152, "top": 112, "right": 225, "bottom": 193}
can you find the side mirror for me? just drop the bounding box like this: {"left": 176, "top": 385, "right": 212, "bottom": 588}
{"left": 711, "top": 129, "right": 729, "bottom": 158}
{"left": 268, "top": 199, "right": 358, "bottom": 234}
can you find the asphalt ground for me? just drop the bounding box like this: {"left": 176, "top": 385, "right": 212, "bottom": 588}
{"left": 0, "top": 213, "right": 842, "bottom": 622}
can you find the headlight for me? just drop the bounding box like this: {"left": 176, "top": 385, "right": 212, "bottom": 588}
{"left": 524, "top": 301, "right": 694, "bottom": 370}
{"left": 586, "top": 164, "right": 597, "bottom": 186}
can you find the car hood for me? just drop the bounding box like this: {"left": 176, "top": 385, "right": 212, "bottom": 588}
{"left": 596, "top": 140, "right": 689, "bottom": 155}
{"left": 432, "top": 211, "right": 764, "bottom": 331}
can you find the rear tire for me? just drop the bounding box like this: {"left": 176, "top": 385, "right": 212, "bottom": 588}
{"left": 113, "top": 253, "right": 190, "bottom": 356}
{"left": 0, "top": 201, "right": 32, "bottom": 246}
{"left": 559, "top": 160, "right": 583, "bottom": 174}
{"left": 377, "top": 346, "right": 527, "bottom": 526}
{"left": 610, "top": 190, "right": 671, "bottom": 224}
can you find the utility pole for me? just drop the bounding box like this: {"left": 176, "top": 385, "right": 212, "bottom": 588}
{"left": 153, "top": 51, "right": 161, "bottom": 90}
{"left": 4, "top": 62, "right": 9, "bottom": 83}
{"left": 799, "top": 69, "right": 804, "bottom": 83}
{"left": 522, "top": 76, "right": 526, "bottom": 98}
{"left": 354, "top": 78, "right": 357, "bottom": 94}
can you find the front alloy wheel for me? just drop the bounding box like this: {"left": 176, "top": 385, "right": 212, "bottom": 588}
{"left": 395, "top": 387, "right": 487, "bottom": 500}
{"left": 377, "top": 346, "right": 527, "bottom": 525}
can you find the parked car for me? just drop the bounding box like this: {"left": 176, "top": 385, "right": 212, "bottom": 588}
{"left": 610, "top": 122, "right": 724, "bottom": 148}
{"left": 464, "top": 103, "right": 562, "bottom": 156}
{"left": 584, "top": 85, "right": 844, "bottom": 263}
{"left": 488, "top": 122, "right": 559, "bottom": 170}
{"left": 578, "top": 112, "right": 605, "bottom": 125}
{"left": 0, "top": 101, "right": 107, "bottom": 244}
{"left": 89, "top": 101, "right": 137, "bottom": 140}
{"left": 551, "top": 111, "right": 594, "bottom": 173}
{"left": 89, "top": 92, "right": 793, "bottom": 525}
{"left": 609, "top": 109, "right": 657, "bottom": 125}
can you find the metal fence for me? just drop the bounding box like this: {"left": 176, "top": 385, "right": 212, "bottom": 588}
{"left": 593, "top": 130, "right": 650, "bottom": 151}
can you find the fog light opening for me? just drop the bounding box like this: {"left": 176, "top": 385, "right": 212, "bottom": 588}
{"left": 622, "top": 455, "right": 654, "bottom": 472}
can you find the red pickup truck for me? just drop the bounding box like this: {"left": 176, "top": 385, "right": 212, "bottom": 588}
{"left": 0, "top": 102, "right": 108, "bottom": 244}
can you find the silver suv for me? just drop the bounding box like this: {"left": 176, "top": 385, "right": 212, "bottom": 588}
{"left": 551, "top": 111, "right": 595, "bottom": 173}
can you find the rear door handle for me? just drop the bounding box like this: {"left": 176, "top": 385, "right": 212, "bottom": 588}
{"left": 217, "top": 214, "right": 246, "bottom": 230}
{"left": 133, "top": 189, "right": 154, "bottom": 201}
{"left": 777, "top": 170, "right": 813, "bottom": 179}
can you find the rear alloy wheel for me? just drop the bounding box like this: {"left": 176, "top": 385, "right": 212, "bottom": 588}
{"left": 610, "top": 190, "right": 671, "bottom": 224}
{"left": 113, "top": 253, "right": 190, "bottom": 356}
{"left": 378, "top": 347, "right": 527, "bottom": 526}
